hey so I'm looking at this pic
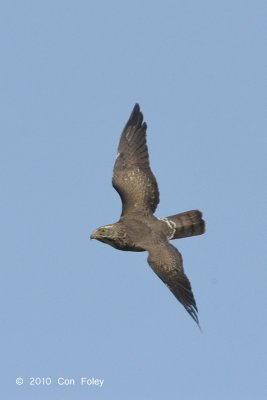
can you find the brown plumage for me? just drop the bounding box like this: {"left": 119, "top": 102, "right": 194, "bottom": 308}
{"left": 166, "top": 210, "right": 205, "bottom": 240}
{"left": 91, "top": 104, "right": 205, "bottom": 326}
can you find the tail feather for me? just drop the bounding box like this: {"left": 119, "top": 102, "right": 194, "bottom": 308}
{"left": 166, "top": 210, "right": 205, "bottom": 240}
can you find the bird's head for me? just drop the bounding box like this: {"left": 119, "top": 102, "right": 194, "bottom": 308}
{"left": 90, "top": 224, "right": 124, "bottom": 249}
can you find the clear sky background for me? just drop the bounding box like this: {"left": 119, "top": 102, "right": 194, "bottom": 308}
{"left": 1, "top": 1, "right": 266, "bottom": 399}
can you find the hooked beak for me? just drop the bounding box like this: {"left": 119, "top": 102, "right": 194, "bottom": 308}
{"left": 90, "top": 230, "right": 97, "bottom": 240}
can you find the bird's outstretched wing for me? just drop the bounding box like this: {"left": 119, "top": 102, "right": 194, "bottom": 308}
{"left": 147, "top": 242, "right": 199, "bottom": 326}
{"left": 112, "top": 104, "right": 159, "bottom": 217}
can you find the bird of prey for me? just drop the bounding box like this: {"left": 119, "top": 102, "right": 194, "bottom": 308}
{"left": 91, "top": 104, "right": 205, "bottom": 326}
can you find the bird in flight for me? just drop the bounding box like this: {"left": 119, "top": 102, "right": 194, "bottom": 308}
{"left": 91, "top": 104, "right": 205, "bottom": 326}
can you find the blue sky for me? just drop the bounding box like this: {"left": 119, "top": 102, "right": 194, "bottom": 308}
{"left": 1, "top": 1, "right": 266, "bottom": 399}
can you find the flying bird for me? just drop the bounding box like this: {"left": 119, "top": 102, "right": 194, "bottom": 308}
{"left": 91, "top": 104, "right": 205, "bottom": 326}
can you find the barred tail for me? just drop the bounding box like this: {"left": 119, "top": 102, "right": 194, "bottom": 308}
{"left": 166, "top": 210, "right": 205, "bottom": 240}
